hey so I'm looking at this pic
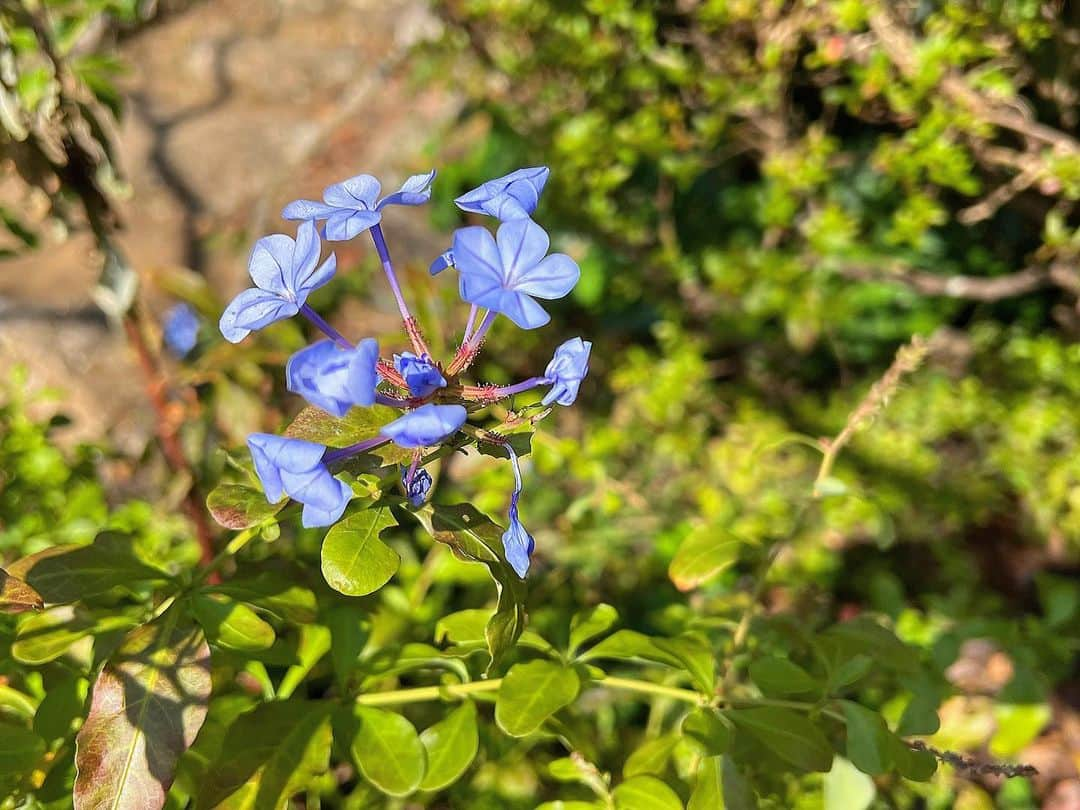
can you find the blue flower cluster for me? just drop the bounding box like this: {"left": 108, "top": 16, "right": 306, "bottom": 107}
{"left": 219, "top": 167, "right": 591, "bottom": 577}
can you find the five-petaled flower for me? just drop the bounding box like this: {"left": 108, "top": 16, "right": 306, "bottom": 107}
{"left": 455, "top": 166, "right": 549, "bottom": 221}
{"left": 220, "top": 220, "right": 336, "bottom": 343}
{"left": 282, "top": 171, "right": 436, "bottom": 241}
{"left": 453, "top": 218, "right": 580, "bottom": 329}
{"left": 222, "top": 165, "right": 589, "bottom": 579}
{"left": 247, "top": 433, "right": 352, "bottom": 528}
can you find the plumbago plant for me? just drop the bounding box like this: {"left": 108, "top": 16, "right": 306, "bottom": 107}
{"left": 0, "top": 168, "right": 981, "bottom": 810}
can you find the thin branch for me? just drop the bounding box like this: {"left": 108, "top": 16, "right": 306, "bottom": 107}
{"left": 833, "top": 261, "right": 1068, "bottom": 302}
{"left": 908, "top": 740, "right": 1038, "bottom": 778}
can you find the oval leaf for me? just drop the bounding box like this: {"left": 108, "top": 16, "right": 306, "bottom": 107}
{"left": 668, "top": 527, "right": 742, "bottom": 591}
{"left": 350, "top": 706, "right": 426, "bottom": 796}
{"left": 496, "top": 660, "right": 581, "bottom": 737}
{"left": 681, "top": 708, "right": 732, "bottom": 756}
{"left": 748, "top": 657, "right": 819, "bottom": 696}
{"left": 728, "top": 707, "right": 833, "bottom": 772}
{"left": 420, "top": 701, "right": 479, "bottom": 791}
{"left": 624, "top": 734, "right": 680, "bottom": 778}
{"left": 0, "top": 723, "right": 46, "bottom": 774}
{"left": 74, "top": 613, "right": 211, "bottom": 810}
{"left": 569, "top": 603, "right": 619, "bottom": 656}
{"left": 206, "top": 483, "right": 285, "bottom": 530}
{"left": 191, "top": 594, "right": 276, "bottom": 652}
{"left": 840, "top": 701, "right": 894, "bottom": 776}
{"left": 613, "top": 775, "right": 684, "bottom": 810}
{"left": 321, "top": 507, "right": 399, "bottom": 596}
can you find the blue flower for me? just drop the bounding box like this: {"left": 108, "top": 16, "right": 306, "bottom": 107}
{"left": 542, "top": 337, "right": 592, "bottom": 406}
{"left": 455, "top": 167, "right": 550, "bottom": 221}
{"left": 402, "top": 467, "right": 433, "bottom": 507}
{"left": 282, "top": 170, "right": 436, "bottom": 241}
{"left": 286, "top": 338, "right": 378, "bottom": 417}
{"left": 163, "top": 303, "right": 199, "bottom": 357}
{"left": 501, "top": 448, "right": 534, "bottom": 578}
{"left": 394, "top": 352, "right": 446, "bottom": 398}
{"left": 380, "top": 404, "right": 467, "bottom": 448}
{"left": 452, "top": 219, "right": 580, "bottom": 329}
{"left": 247, "top": 433, "right": 352, "bottom": 528}
{"left": 220, "top": 220, "right": 335, "bottom": 343}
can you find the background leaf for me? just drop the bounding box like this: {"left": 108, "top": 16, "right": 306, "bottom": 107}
{"left": 0, "top": 567, "right": 43, "bottom": 613}
{"left": 496, "top": 660, "right": 581, "bottom": 737}
{"left": 321, "top": 506, "right": 399, "bottom": 596}
{"left": 728, "top": 707, "right": 833, "bottom": 772}
{"left": 348, "top": 706, "right": 427, "bottom": 797}
{"left": 613, "top": 775, "right": 684, "bottom": 810}
{"left": 668, "top": 526, "right": 742, "bottom": 591}
{"left": 419, "top": 701, "right": 479, "bottom": 791}
{"left": 206, "top": 483, "right": 285, "bottom": 530}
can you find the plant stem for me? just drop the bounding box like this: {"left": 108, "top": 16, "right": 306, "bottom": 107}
{"left": 300, "top": 304, "right": 352, "bottom": 350}
{"left": 355, "top": 679, "right": 503, "bottom": 706}
{"left": 598, "top": 676, "right": 707, "bottom": 705}
{"left": 370, "top": 224, "right": 429, "bottom": 356}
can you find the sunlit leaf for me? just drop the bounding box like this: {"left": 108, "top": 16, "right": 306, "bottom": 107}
{"left": 207, "top": 568, "right": 318, "bottom": 624}
{"left": 624, "top": 734, "right": 680, "bottom": 778}
{"left": 347, "top": 706, "right": 426, "bottom": 796}
{"left": 681, "top": 708, "right": 732, "bottom": 756}
{"left": 496, "top": 660, "right": 580, "bottom": 737}
{"left": 613, "top": 775, "right": 684, "bottom": 810}
{"left": 420, "top": 701, "right": 479, "bottom": 791}
{"left": 206, "top": 483, "right": 285, "bottom": 530}
{"left": 190, "top": 594, "right": 276, "bottom": 652}
{"left": 568, "top": 603, "right": 619, "bottom": 656}
{"left": 74, "top": 612, "right": 212, "bottom": 810}
{"left": 13, "top": 608, "right": 136, "bottom": 665}
{"left": 321, "top": 506, "right": 399, "bottom": 596}
{"left": 668, "top": 526, "right": 742, "bottom": 591}
{"left": 824, "top": 756, "right": 875, "bottom": 810}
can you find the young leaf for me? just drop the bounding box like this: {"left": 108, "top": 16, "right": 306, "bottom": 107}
{"left": 687, "top": 756, "right": 720, "bottom": 810}
{"left": 748, "top": 657, "right": 819, "bottom": 696}
{"left": 496, "top": 660, "right": 581, "bottom": 737}
{"left": 536, "top": 803, "right": 607, "bottom": 810}
{"left": 420, "top": 503, "right": 527, "bottom": 670}
{"left": 13, "top": 609, "right": 136, "bottom": 665}
{"left": 896, "top": 689, "right": 940, "bottom": 736}
{"left": 0, "top": 567, "right": 43, "bottom": 613}
{"left": 624, "top": 734, "right": 680, "bottom": 778}
{"left": 568, "top": 603, "right": 619, "bottom": 656}
{"left": 198, "top": 700, "right": 333, "bottom": 808}
{"left": 612, "top": 775, "right": 684, "bottom": 810}
{"left": 74, "top": 612, "right": 212, "bottom": 810}
{"left": 420, "top": 701, "right": 479, "bottom": 791}
{"left": 7, "top": 532, "right": 170, "bottom": 604}
{"left": 190, "top": 594, "right": 276, "bottom": 652}
{"left": 840, "top": 701, "right": 893, "bottom": 775}
{"left": 285, "top": 404, "right": 399, "bottom": 447}
{"left": 206, "top": 483, "right": 285, "bottom": 530}
{"left": 207, "top": 568, "right": 318, "bottom": 623}
{"left": 349, "top": 706, "right": 427, "bottom": 796}
{"left": 681, "top": 708, "right": 733, "bottom": 756}
{"left": 668, "top": 526, "right": 742, "bottom": 591}
{"left": 578, "top": 630, "right": 684, "bottom": 668}
{"left": 321, "top": 506, "right": 399, "bottom": 596}
{"left": 728, "top": 707, "right": 833, "bottom": 772}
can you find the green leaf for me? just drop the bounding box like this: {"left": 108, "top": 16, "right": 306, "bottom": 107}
{"left": 829, "top": 654, "right": 873, "bottom": 688}
{"left": 0, "top": 723, "right": 46, "bottom": 774}
{"left": 579, "top": 630, "right": 685, "bottom": 668}
{"left": 419, "top": 503, "right": 527, "bottom": 671}
{"left": 496, "top": 660, "right": 581, "bottom": 737}
{"left": 840, "top": 701, "right": 893, "bottom": 775}
{"left": 435, "top": 609, "right": 491, "bottom": 645}
{"left": 654, "top": 636, "right": 715, "bottom": 693}
{"left": 198, "top": 700, "right": 333, "bottom": 808}
{"left": 7, "top": 532, "right": 170, "bottom": 604}
{"left": 13, "top": 608, "right": 136, "bottom": 665}
{"left": 569, "top": 603, "right": 619, "bottom": 656}
{"left": 681, "top": 708, "right": 733, "bottom": 756}
{"left": 172, "top": 694, "right": 256, "bottom": 800}
{"left": 285, "top": 404, "right": 399, "bottom": 448}
{"left": 624, "top": 734, "right": 680, "bottom": 778}
{"left": 325, "top": 605, "right": 370, "bottom": 689}
{"left": 819, "top": 617, "right": 918, "bottom": 675}
{"left": 420, "top": 701, "right": 478, "bottom": 791}
{"left": 74, "top": 612, "right": 212, "bottom": 810}
{"left": 207, "top": 568, "right": 318, "bottom": 624}
{"left": 206, "top": 483, "right": 285, "bottom": 530}
{"left": 748, "top": 657, "right": 819, "bottom": 696}
{"left": 896, "top": 690, "right": 940, "bottom": 736}
{"left": 824, "top": 756, "right": 875, "bottom": 810}
{"left": 33, "top": 676, "right": 87, "bottom": 742}
{"left": 888, "top": 736, "right": 937, "bottom": 781}
{"left": 536, "top": 803, "right": 607, "bottom": 810}
{"left": 191, "top": 594, "right": 276, "bottom": 652}
{"left": 348, "top": 706, "right": 426, "bottom": 796}
{"left": 613, "top": 775, "right": 684, "bottom": 810}
{"left": 321, "top": 506, "right": 399, "bottom": 596}
{"left": 687, "top": 756, "right": 720, "bottom": 810}
{"left": 989, "top": 703, "right": 1051, "bottom": 758}
{"left": 728, "top": 707, "right": 833, "bottom": 772}
{"left": 0, "top": 567, "right": 43, "bottom": 613}
{"left": 668, "top": 526, "right": 742, "bottom": 591}
{"left": 721, "top": 756, "right": 757, "bottom": 810}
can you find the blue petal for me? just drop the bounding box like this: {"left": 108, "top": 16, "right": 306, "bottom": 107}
{"left": 324, "top": 175, "right": 381, "bottom": 209}
{"left": 247, "top": 433, "right": 325, "bottom": 504}
{"left": 377, "top": 169, "right": 437, "bottom": 209}
{"left": 324, "top": 209, "right": 381, "bottom": 241}
{"left": 402, "top": 466, "right": 433, "bottom": 507}
{"left": 286, "top": 339, "right": 378, "bottom": 417}
{"left": 393, "top": 352, "right": 447, "bottom": 398}
{"left": 429, "top": 249, "right": 454, "bottom": 276}
{"left": 282, "top": 199, "right": 339, "bottom": 221}
{"left": 541, "top": 337, "right": 592, "bottom": 406}
{"left": 454, "top": 166, "right": 549, "bottom": 221}
{"left": 501, "top": 510, "right": 534, "bottom": 578}
{"left": 219, "top": 288, "right": 299, "bottom": 343}
{"left": 247, "top": 234, "right": 298, "bottom": 294}
{"left": 380, "top": 404, "right": 467, "bottom": 448}
{"left": 495, "top": 219, "right": 550, "bottom": 281}
{"left": 513, "top": 253, "right": 580, "bottom": 300}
